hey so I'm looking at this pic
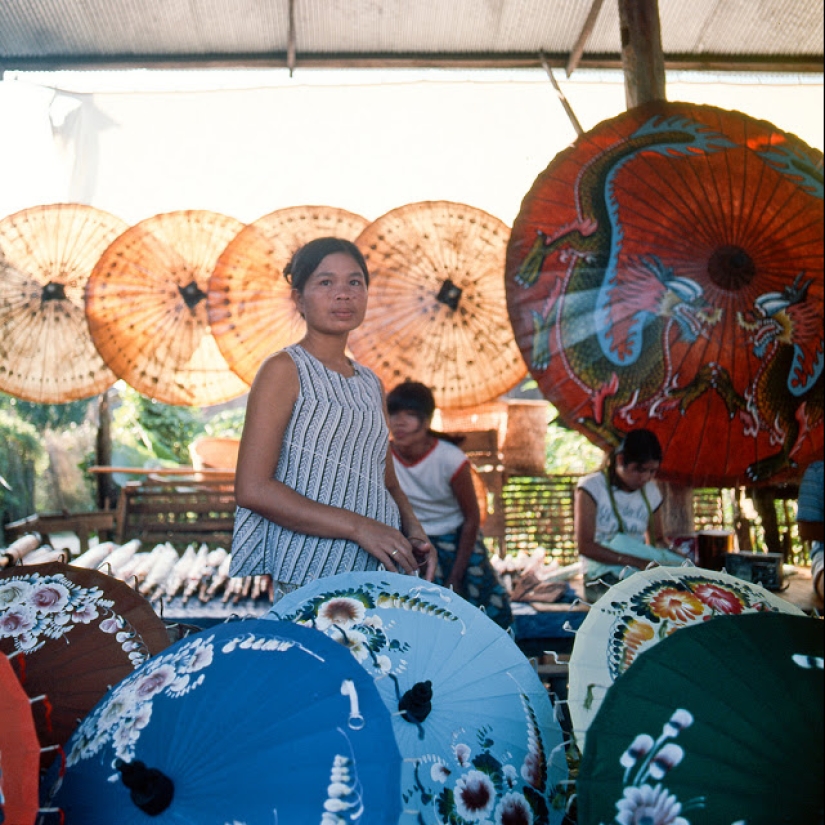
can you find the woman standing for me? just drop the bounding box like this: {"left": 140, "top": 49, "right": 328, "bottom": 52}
{"left": 387, "top": 381, "right": 512, "bottom": 628}
{"left": 230, "top": 238, "right": 435, "bottom": 599}
{"left": 575, "top": 428, "right": 666, "bottom": 602}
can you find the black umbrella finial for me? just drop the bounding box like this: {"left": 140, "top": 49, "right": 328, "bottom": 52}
{"left": 115, "top": 758, "right": 174, "bottom": 816}
{"left": 398, "top": 679, "right": 433, "bottom": 725}
{"left": 436, "top": 278, "right": 462, "bottom": 311}
{"left": 41, "top": 281, "right": 67, "bottom": 302}
{"left": 178, "top": 279, "right": 207, "bottom": 311}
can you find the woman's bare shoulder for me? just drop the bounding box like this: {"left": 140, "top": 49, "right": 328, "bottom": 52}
{"left": 250, "top": 349, "right": 299, "bottom": 398}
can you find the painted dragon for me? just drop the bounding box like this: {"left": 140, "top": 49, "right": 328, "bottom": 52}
{"left": 678, "top": 274, "right": 823, "bottom": 481}
{"left": 513, "top": 114, "right": 731, "bottom": 447}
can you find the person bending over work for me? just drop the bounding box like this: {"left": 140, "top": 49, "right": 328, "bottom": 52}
{"left": 387, "top": 380, "right": 512, "bottom": 628}
{"left": 575, "top": 428, "right": 666, "bottom": 603}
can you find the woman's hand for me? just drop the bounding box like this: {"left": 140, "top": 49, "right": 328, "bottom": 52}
{"left": 351, "top": 519, "right": 423, "bottom": 575}
{"left": 409, "top": 536, "right": 437, "bottom": 582}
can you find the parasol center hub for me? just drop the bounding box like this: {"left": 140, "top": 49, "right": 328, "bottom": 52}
{"left": 116, "top": 758, "right": 174, "bottom": 815}
{"left": 398, "top": 679, "right": 433, "bottom": 724}
{"left": 436, "top": 279, "right": 463, "bottom": 311}
{"left": 179, "top": 280, "right": 207, "bottom": 311}
{"left": 41, "top": 281, "right": 67, "bottom": 302}
{"left": 707, "top": 245, "right": 756, "bottom": 291}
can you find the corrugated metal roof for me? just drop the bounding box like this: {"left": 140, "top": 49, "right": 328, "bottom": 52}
{"left": 1, "top": 0, "right": 822, "bottom": 73}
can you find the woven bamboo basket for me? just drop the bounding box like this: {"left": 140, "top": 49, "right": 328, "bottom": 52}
{"left": 433, "top": 401, "right": 508, "bottom": 447}
{"left": 502, "top": 400, "right": 551, "bottom": 476}
{"left": 189, "top": 437, "right": 241, "bottom": 471}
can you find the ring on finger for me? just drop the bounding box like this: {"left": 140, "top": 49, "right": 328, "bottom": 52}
{"left": 391, "top": 550, "right": 398, "bottom": 557}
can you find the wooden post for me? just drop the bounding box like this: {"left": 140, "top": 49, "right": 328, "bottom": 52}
{"left": 618, "top": 0, "right": 666, "bottom": 107}
{"left": 659, "top": 482, "right": 694, "bottom": 541}
{"left": 96, "top": 390, "right": 117, "bottom": 511}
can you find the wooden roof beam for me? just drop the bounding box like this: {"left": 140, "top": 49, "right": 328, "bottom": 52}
{"left": 566, "top": 0, "right": 606, "bottom": 77}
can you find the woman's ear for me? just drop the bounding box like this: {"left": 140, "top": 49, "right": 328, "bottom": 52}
{"left": 291, "top": 287, "right": 304, "bottom": 319}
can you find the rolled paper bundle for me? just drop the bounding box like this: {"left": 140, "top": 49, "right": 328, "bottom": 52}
{"left": 21, "top": 547, "right": 68, "bottom": 566}
{"left": 72, "top": 541, "right": 117, "bottom": 569}
{"left": 0, "top": 533, "right": 43, "bottom": 568}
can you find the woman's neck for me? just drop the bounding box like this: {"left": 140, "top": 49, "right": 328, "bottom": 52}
{"left": 298, "top": 333, "right": 353, "bottom": 376}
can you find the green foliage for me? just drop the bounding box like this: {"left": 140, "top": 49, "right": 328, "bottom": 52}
{"left": 203, "top": 408, "right": 246, "bottom": 438}
{"left": 112, "top": 386, "right": 204, "bottom": 464}
{"left": 0, "top": 410, "right": 47, "bottom": 523}
{"left": 0, "top": 391, "right": 93, "bottom": 429}
{"left": 544, "top": 410, "right": 604, "bottom": 475}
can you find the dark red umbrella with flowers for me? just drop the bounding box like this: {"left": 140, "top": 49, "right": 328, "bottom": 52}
{"left": 0, "top": 562, "right": 170, "bottom": 771}
{"left": 505, "top": 101, "right": 823, "bottom": 487}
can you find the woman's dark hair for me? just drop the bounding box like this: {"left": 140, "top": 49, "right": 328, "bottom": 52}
{"left": 606, "top": 428, "right": 663, "bottom": 478}
{"left": 387, "top": 381, "right": 436, "bottom": 420}
{"left": 283, "top": 237, "right": 370, "bottom": 292}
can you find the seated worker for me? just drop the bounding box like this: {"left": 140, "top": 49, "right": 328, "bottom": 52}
{"left": 575, "top": 428, "right": 666, "bottom": 603}
{"left": 387, "top": 381, "right": 513, "bottom": 629}
{"left": 797, "top": 459, "right": 824, "bottom": 603}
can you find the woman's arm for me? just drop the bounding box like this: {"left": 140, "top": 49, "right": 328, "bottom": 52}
{"left": 574, "top": 488, "right": 649, "bottom": 571}
{"left": 444, "top": 461, "right": 482, "bottom": 594}
{"left": 234, "top": 353, "right": 419, "bottom": 574}
{"left": 649, "top": 505, "right": 667, "bottom": 547}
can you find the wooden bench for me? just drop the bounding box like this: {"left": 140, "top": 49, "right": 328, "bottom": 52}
{"left": 115, "top": 478, "right": 236, "bottom": 548}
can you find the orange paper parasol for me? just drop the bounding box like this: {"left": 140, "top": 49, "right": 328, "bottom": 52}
{"left": 349, "top": 201, "right": 526, "bottom": 409}
{"left": 208, "top": 205, "right": 369, "bottom": 385}
{"left": 0, "top": 203, "right": 128, "bottom": 403}
{"left": 506, "top": 102, "right": 823, "bottom": 486}
{"left": 0, "top": 653, "right": 40, "bottom": 825}
{"left": 86, "top": 210, "right": 250, "bottom": 406}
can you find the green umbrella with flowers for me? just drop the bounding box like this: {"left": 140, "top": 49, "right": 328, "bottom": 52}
{"left": 577, "top": 612, "right": 823, "bottom": 825}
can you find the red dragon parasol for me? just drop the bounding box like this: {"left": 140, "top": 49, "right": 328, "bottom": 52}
{"left": 505, "top": 101, "right": 823, "bottom": 487}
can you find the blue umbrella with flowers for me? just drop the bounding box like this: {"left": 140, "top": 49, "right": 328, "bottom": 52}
{"left": 41, "top": 618, "right": 402, "bottom": 824}
{"left": 268, "top": 571, "right": 569, "bottom": 825}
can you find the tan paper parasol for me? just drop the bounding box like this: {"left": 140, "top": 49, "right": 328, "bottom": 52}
{"left": 348, "top": 201, "right": 526, "bottom": 409}
{"left": 86, "top": 209, "right": 251, "bottom": 406}
{"left": 207, "top": 205, "right": 369, "bottom": 385}
{"left": 0, "top": 203, "right": 129, "bottom": 403}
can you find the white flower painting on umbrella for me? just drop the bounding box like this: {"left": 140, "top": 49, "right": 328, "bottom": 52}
{"left": 0, "top": 572, "right": 152, "bottom": 664}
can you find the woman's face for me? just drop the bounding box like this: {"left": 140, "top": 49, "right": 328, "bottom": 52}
{"left": 292, "top": 252, "right": 368, "bottom": 333}
{"left": 616, "top": 457, "right": 659, "bottom": 491}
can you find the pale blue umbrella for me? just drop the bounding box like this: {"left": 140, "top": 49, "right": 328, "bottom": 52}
{"left": 269, "top": 571, "right": 569, "bottom": 824}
